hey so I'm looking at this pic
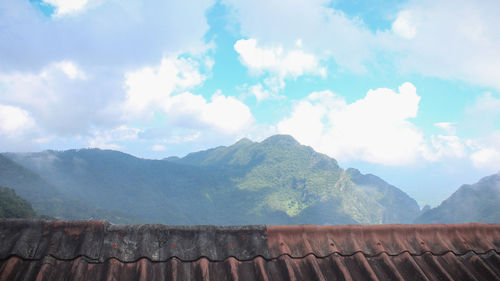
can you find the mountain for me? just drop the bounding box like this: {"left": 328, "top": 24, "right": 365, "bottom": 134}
{"left": 2, "top": 135, "right": 421, "bottom": 225}
{"left": 415, "top": 172, "right": 500, "bottom": 223}
{"left": 0, "top": 186, "right": 37, "bottom": 218}
{"left": 346, "top": 168, "right": 422, "bottom": 223}
{"left": 173, "top": 135, "right": 420, "bottom": 224}
{"left": 4, "top": 149, "right": 232, "bottom": 224}
{"left": 0, "top": 154, "right": 138, "bottom": 223}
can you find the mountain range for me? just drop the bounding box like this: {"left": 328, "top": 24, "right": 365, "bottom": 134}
{"left": 415, "top": 172, "right": 500, "bottom": 223}
{"left": 1, "top": 135, "right": 498, "bottom": 224}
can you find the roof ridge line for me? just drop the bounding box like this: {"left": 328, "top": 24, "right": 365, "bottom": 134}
{"left": 2, "top": 249, "right": 498, "bottom": 264}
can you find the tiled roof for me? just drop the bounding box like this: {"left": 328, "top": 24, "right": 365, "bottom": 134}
{"left": 0, "top": 219, "right": 499, "bottom": 281}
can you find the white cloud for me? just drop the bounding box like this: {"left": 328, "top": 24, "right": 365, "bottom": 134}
{"left": 152, "top": 144, "right": 166, "bottom": 151}
{"left": 234, "top": 38, "right": 326, "bottom": 100}
{"left": 165, "top": 92, "right": 254, "bottom": 134}
{"left": 0, "top": 61, "right": 120, "bottom": 135}
{"left": 124, "top": 56, "right": 254, "bottom": 135}
{"left": 124, "top": 56, "right": 205, "bottom": 117}
{"left": 465, "top": 92, "right": 500, "bottom": 133}
{"left": 43, "top": 0, "right": 90, "bottom": 16}
{"left": 225, "top": 0, "right": 375, "bottom": 73}
{"left": 392, "top": 0, "right": 500, "bottom": 91}
{"left": 467, "top": 131, "right": 500, "bottom": 172}
{"left": 250, "top": 83, "right": 273, "bottom": 102}
{"left": 0, "top": 104, "right": 35, "bottom": 134}
{"left": 87, "top": 125, "right": 141, "bottom": 150}
{"left": 392, "top": 10, "right": 417, "bottom": 39}
{"left": 234, "top": 38, "right": 325, "bottom": 79}
{"left": 434, "top": 122, "right": 456, "bottom": 135}
{"left": 470, "top": 147, "right": 500, "bottom": 171}
{"left": 460, "top": 93, "right": 500, "bottom": 171}
{"left": 54, "top": 61, "right": 86, "bottom": 79}
{"left": 225, "top": 0, "right": 500, "bottom": 91}
{"left": 278, "top": 82, "right": 425, "bottom": 165}
{"left": 277, "top": 83, "right": 473, "bottom": 165}
{"left": 425, "top": 135, "right": 466, "bottom": 161}
{"left": 164, "top": 132, "right": 201, "bottom": 144}
{"left": 1, "top": 1, "right": 214, "bottom": 70}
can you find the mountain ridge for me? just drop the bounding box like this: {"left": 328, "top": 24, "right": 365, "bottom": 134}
{"left": 415, "top": 171, "right": 500, "bottom": 223}
{"left": 2, "top": 135, "right": 421, "bottom": 225}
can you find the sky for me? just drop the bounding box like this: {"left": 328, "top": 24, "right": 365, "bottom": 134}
{"left": 0, "top": 0, "right": 499, "bottom": 207}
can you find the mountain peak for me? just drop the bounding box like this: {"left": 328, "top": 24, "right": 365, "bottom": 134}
{"left": 234, "top": 137, "right": 254, "bottom": 146}
{"left": 346, "top": 168, "right": 361, "bottom": 176}
{"left": 262, "top": 134, "right": 299, "bottom": 146}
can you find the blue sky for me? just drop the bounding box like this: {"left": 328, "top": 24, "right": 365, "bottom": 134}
{"left": 0, "top": 0, "right": 499, "bottom": 206}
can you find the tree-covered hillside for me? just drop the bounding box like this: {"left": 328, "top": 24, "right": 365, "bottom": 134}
{"left": 3, "top": 135, "right": 421, "bottom": 225}
{"left": 0, "top": 154, "right": 138, "bottom": 223}
{"left": 415, "top": 172, "right": 500, "bottom": 223}
{"left": 174, "top": 135, "right": 420, "bottom": 224}
{"left": 0, "top": 186, "right": 37, "bottom": 218}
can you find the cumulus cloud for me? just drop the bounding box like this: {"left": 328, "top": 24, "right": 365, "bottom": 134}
{"left": 464, "top": 94, "right": 500, "bottom": 172}
{"left": 0, "top": 0, "right": 214, "bottom": 71}
{"left": 234, "top": 38, "right": 325, "bottom": 79}
{"left": 234, "top": 38, "right": 325, "bottom": 100}
{"left": 465, "top": 92, "right": 500, "bottom": 133}
{"left": 43, "top": 0, "right": 90, "bottom": 16}
{"left": 0, "top": 105, "right": 35, "bottom": 134}
{"left": 152, "top": 144, "right": 166, "bottom": 151}
{"left": 278, "top": 83, "right": 425, "bottom": 165}
{"left": 467, "top": 131, "right": 500, "bottom": 172}
{"left": 0, "top": 61, "right": 121, "bottom": 135}
{"left": 225, "top": 0, "right": 500, "bottom": 91}
{"left": 392, "top": 0, "right": 500, "bottom": 91}
{"left": 124, "top": 56, "right": 205, "bottom": 117}
{"left": 434, "top": 122, "right": 457, "bottom": 135}
{"left": 470, "top": 147, "right": 500, "bottom": 171}
{"left": 277, "top": 82, "right": 496, "bottom": 166}
{"left": 392, "top": 10, "right": 417, "bottom": 39}
{"left": 225, "top": 0, "right": 375, "bottom": 73}
{"left": 165, "top": 92, "right": 254, "bottom": 134}
{"left": 87, "top": 126, "right": 141, "bottom": 150}
{"left": 54, "top": 61, "right": 87, "bottom": 79}
{"left": 0, "top": 0, "right": 216, "bottom": 150}
{"left": 0, "top": 104, "right": 40, "bottom": 151}
{"left": 124, "top": 58, "right": 254, "bottom": 135}
{"left": 424, "top": 135, "right": 466, "bottom": 161}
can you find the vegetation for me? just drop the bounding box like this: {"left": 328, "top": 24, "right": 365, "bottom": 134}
{"left": 0, "top": 186, "right": 37, "bottom": 218}
{"left": 0, "top": 154, "right": 139, "bottom": 223}
{"left": 1, "top": 135, "right": 421, "bottom": 225}
{"left": 415, "top": 172, "right": 500, "bottom": 223}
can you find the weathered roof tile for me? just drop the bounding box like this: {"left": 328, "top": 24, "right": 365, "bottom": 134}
{"left": 0, "top": 219, "right": 499, "bottom": 281}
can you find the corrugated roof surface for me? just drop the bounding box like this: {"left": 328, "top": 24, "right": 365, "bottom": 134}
{"left": 0, "top": 219, "right": 499, "bottom": 281}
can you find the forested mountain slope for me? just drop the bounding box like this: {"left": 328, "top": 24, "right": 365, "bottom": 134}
{"left": 0, "top": 154, "right": 138, "bottom": 223}
{"left": 3, "top": 135, "right": 421, "bottom": 225}
{"left": 415, "top": 172, "right": 500, "bottom": 223}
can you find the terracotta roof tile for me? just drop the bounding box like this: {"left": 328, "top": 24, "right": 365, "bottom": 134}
{"left": 0, "top": 219, "right": 499, "bottom": 281}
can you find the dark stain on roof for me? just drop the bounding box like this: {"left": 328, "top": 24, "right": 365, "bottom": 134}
{"left": 0, "top": 219, "right": 499, "bottom": 281}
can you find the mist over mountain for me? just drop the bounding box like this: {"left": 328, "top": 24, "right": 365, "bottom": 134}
{"left": 0, "top": 154, "right": 138, "bottom": 223}
{"left": 3, "top": 135, "right": 422, "bottom": 225}
{"left": 415, "top": 172, "right": 500, "bottom": 223}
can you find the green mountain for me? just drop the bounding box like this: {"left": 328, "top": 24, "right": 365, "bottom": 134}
{"left": 2, "top": 135, "right": 421, "bottom": 225}
{"left": 174, "top": 135, "right": 420, "bottom": 224}
{"left": 0, "top": 186, "right": 37, "bottom": 218}
{"left": 414, "top": 172, "right": 500, "bottom": 223}
{"left": 0, "top": 154, "right": 138, "bottom": 223}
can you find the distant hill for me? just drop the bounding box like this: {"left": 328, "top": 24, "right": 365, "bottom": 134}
{"left": 173, "top": 135, "right": 420, "bottom": 224}
{"left": 0, "top": 154, "right": 138, "bottom": 223}
{"left": 2, "top": 135, "right": 421, "bottom": 225}
{"left": 415, "top": 172, "right": 500, "bottom": 223}
{"left": 0, "top": 186, "right": 37, "bottom": 218}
